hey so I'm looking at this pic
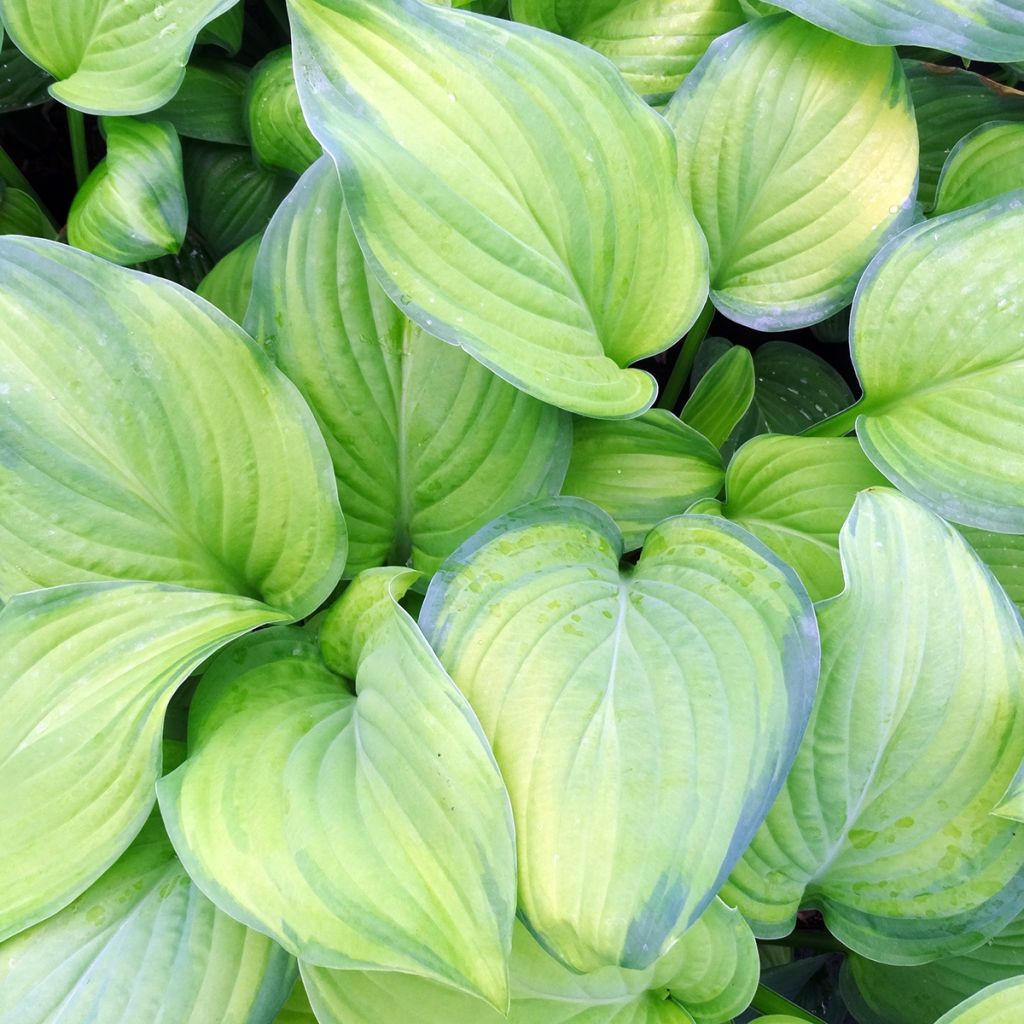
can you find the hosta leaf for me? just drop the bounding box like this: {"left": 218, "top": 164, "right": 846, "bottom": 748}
{"left": 695, "top": 436, "right": 888, "bottom": 601}
{"left": 273, "top": 981, "right": 318, "bottom": 1024}
{"left": 665, "top": 16, "right": 918, "bottom": 330}
{"left": 0, "top": 186, "right": 55, "bottom": 238}
{"left": 934, "top": 122, "right": 1024, "bottom": 215}
{"left": 158, "top": 569, "right": 516, "bottom": 1008}
{"left": 844, "top": 192, "right": 1024, "bottom": 532}
{"left": 247, "top": 158, "right": 569, "bottom": 576}
{"left": 934, "top": 978, "right": 1024, "bottom": 1024}
{"left": 0, "top": 813, "right": 296, "bottom": 1024}
{"left": 560, "top": 410, "right": 724, "bottom": 550}
{"left": 509, "top": 0, "right": 746, "bottom": 104}
{"left": 0, "top": 582, "right": 284, "bottom": 942}
{"left": 723, "top": 490, "right": 1024, "bottom": 962}
{"left": 302, "top": 898, "right": 757, "bottom": 1024}
{"left": 184, "top": 141, "right": 292, "bottom": 258}
{"left": 139, "top": 59, "right": 248, "bottom": 145}
{"left": 68, "top": 117, "right": 187, "bottom": 265}
{"left": 420, "top": 497, "right": 818, "bottom": 973}
{"left": 134, "top": 234, "right": 213, "bottom": 290}
{"left": 961, "top": 529, "right": 1024, "bottom": 614}
{"left": 199, "top": 2, "right": 244, "bottom": 52}
{"left": 679, "top": 344, "right": 755, "bottom": 448}
{"left": 246, "top": 48, "right": 321, "bottom": 175}
{"left": 841, "top": 913, "right": 1024, "bottom": 1024}
{"left": 906, "top": 61, "right": 1024, "bottom": 209}
{"left": 762, "top": 0, "right": 1024, "bottom": 61}
{"left": 289, "top": 0, "right": 708, "bottom": 417}
{"left": 0, "top": 40, "right": 52, "bottom": 112}
{"left": 0, "top": 237, "right": 345, "bottom": 616}
{"left": 196, "top": 232, "right": 261, "bottom": 323}
{"left": 0, "top": 0, "right": 237, "bottom": 115}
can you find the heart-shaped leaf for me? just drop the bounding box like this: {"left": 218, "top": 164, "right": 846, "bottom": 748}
{"left": 0, "top": 810, "right": 296, "bottom": 1024}
{"left": 246, "top": 48, "right": 321, "bottom": 175}
{"left": 560, "top": 410, "right": 723, "bottom": 551}
{"left": 420, "top": 497, "right": 818, "bottom": 973}
{"left": 288, "top": 0, "right": 708, "bottom": 417}
{"left": 665, "top": 15, "right": 918, "bottom": 330}
{"left": 0, "top": 582, "right": 284, "bottom": 942}
{"left": 509, "top": 0, "right": 746, "bottom": 104}
{"left": 0, "top": 0, "right": 237, "bottom": 114}
{"left": 68, "top": 117, "right": 187, "bottom": 265}
{"left": 906, "top": 62, "right": 1024, "bottom": 210}
{"left": 158, "top": 569, "right": 516, "bottom": 1009}
{"left": 759, "top": 0, "right": 1024, "bottom": 61}
{"left": 692, "top": 436, "right": 888, "bottom": 601}
{"left": 841, "top": 912, "right": 1024, "bottom": 1024}
{"left": 723, "top": 490, "right": 1024, "bottom": 962}
{"left": 934, "top": 122, "right": 1024, "bottom": 215}
{"left": 247, "top": 158, "right": 569, "bottom": 576}
{"left": 837, "top": 191, "right": 1024, "bottom": 532}
{"left": 0, "top": 237, "right": 345, "bottom": 616}
{"left": 301, "top": 897, "right": 758, "bottom": 1024}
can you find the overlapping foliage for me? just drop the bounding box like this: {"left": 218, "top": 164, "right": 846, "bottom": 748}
{"left": 0, "top": 1, "right": 1022, "bottom": 1023}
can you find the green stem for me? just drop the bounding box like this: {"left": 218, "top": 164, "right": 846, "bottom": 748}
{"left": 760, "top": 930, "right": 850, "bottom": 954}
{"left": 67, "top": 108, "right": 90, "bottom": 188}
{"left": 0, "top": 141, "right": 59, "bottom": 230}
{"left": 750, "top": 984, "right": 827, "bottom": 1023}
{"left": 658, "top": 298, "right": 715, "bottom": 412}
{"left": 800, "top": 398, "right": 865, "bottom": 438}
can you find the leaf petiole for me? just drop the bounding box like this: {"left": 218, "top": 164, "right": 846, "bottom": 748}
{"left": 799, "top": 397, "right": 865, "bottom": 438}
{"left": 749, "top": 983, "right": 828, "bottom": 1023}
{"left": 67, "top": 108, "right": 90, "bottom": 188}
{"left": 658, "top": 298, "right": 716, "bottom": 412}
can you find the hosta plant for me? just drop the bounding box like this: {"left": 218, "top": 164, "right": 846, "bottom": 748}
{"left": 0, "top": 1, "right": 1022, "bottom": 1023}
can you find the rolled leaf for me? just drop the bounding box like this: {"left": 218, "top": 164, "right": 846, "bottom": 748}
{"left": 289, "top": 0, "right": 708, "bottom": 417}
{"left": 196, "top": 232, "right": 262, "bottom": 323}
{"left": 0, "top": 812, "right": 296, "bottom": 1024}
{"left": 906, "top": 61, "right": 1024, "bottom": 209}
{"left": 247, "top": 158, "right": 569, "bottom": 576}
{"left": 246, "top": 48, "right": 321, "bottom": 175}
{"left": 666, "top": 15, "right": 918, "bottom": 330}
{"left": 0, "top": 581, "right": 284, "bottom": 942}
{"left": 68, "top": 117, "right": 187, "bottom": 265}
{"left": 560, "top": 410, "right": 724, "bottom": 550}
{"left": 0, "top": 237, "right": 346, "bottom": 616}
{"left": 847, "top": 191, "right": 1024, "bottom": 532}
{"left": 679, "top": 345, "right": 755, "bottom": 448}
{"left": 0, "top": 0, "right": 237, "bottom": 114}
{"left": 420, "top": 497, "right": 818, "bottom": 973}
{"left": 723, "top": 490, "right": 1024, "bottom": 962}
{"left": 934, "top": 122, "right": 1024, "bottom": 215}
{"left": 699, "top": 436, "right": 889, "bottom": 601}
{"left": 509, "top": 0, "right": 746, "bottom": 104}
{"left": 760, "top": 0, "right": 1024, "bottom": 61}
{"left": 158, "top": 570, "right": 516, "bottom": 1009}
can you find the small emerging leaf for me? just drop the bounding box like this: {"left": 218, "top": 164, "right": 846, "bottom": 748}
{"left": 679, "top": 344, "right": 755, "bottom": 448}
{"left": 139, "top": 59, "right": 249, "bottom": 145}
{"left": 196, "top": 232, "right": 262, "bottom": 323}
{"left": 246, "top": 48, "right": 321, "bottom": 175}
{"left": 934, "top": 122, "right": 1024, "bottom": 215}
{"left": 68, "top": 117, "right": 187, "bottom": 265}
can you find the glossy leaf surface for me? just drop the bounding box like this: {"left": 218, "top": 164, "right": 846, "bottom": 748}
{"left": 934, "top": 122, "right": 1024, "bottom": 215}
{"left": 246, "top": 47, "right": 321, "bottom": 175}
